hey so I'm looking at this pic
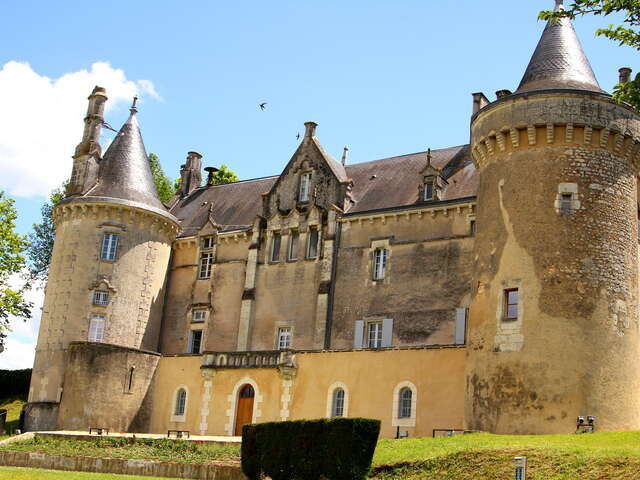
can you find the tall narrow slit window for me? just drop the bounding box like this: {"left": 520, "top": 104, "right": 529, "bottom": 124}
{"left": 373, "top": 248, "right": 388, "bottom": 280}
{"left": 101, "top": 233, "right": 119, "bottom": 261}
{"left": 271, "top": 232, "right": 281, "bottom": 262}
{"left": 331, "top": 388, "right": 345, "bottom": 417}
{"left": 174, "top": 389, "right": 187, "bottom": 416}
{"left": 367, "top": 321, "right": 383, "bottom": 349}
{"left": 88, "top": 315, "right": 106, "bottom": 343}
{"left": 423, "top": 179, "right": 434, "bottom": 201}
{"left": 93, "top": 290, "right": 109, "bottom": 306}
{"left": 199, "top": 252, "right": 214, "bottom": 279}
{"left": 398, "top": 388, "right": 412, "bottom": 418}
{"left": 288, "top": 231, "right": 299, "bottom": 260}
{"left": 560, "top": 193, "right": 572, "bottom": 214}
{"left": 299, "top": 172, "right": 312, "bottom": 202}
{"left": 188, "top": 330, "right": 203, "bottom": 354}
{"left": 307, "top": 227, "right": 319, "bottom": 259}
{"left": 504, "top": 288, "right": 519, "bottom": 320}
{"left": 277, "top": 327, "right": 292, "bottom": 350}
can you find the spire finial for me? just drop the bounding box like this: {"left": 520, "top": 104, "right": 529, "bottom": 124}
{"left": 427, "top": 148, "right": 432, "bottom": 166}
{"left": 341, "top": 146, "right": 349, "bottom": 166}
{"left": 130, "top": 96, "right": 138, "bottom": 114}
{"left": 555, "top": 0, "right": 564, "bottom": 11}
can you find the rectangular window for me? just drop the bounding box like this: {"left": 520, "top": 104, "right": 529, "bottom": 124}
{"left": 560, "top": 193, "right": 572, "bottom": 213}
{"left": 504, "top": 288, "right": 519, "bottom": 320}
{"left": 424, "top": 181, "right": 434, "bottom": 201}
{"left": 277, "top": 327, "right": 292, "bottom": 350}
{"left": 299, "top": 172, "right": 312, "bottom": 202}
{"left": 367, "top": 322, "right": 383, "bottom": 348}
{"left": 307, "top": 227, "right": 319, "bottom": 259}
{"left": 88, "top": 315, "right": 106, "bottom": 343}
{"left": 100, "top": 233, "right": 119, "bottom": 261}
{"left": 202, "top": 236, "right": 215, "bottom": 250}
{"left": 373, "top": 248, "right": 388, "bottom": 280}
{"left": 192, "top": 310, "right": 206, "bottom": 323}
{"left": 470, "top": 220, "right": 476, "bottom": 236}
{"left": 271, "top": 232, "right": 281, "bottom": 262}
{"left": 199, "top": 252, "right": 214, "bottom": 279}
{"left": 288, "top": 231, "right": 299, "bottom": 260}
{"left": 92, "top": 290, "right": 109, "bottom": 306}
{"left": 188, "top": 330, "right": 203, "bottom": 354}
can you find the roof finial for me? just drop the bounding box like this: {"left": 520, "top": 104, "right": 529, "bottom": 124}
{"left": 130, "top": 96, "right": 138, "bottom": 114}
{"left": 426, "top": 148, "right": 432, "bottom": 167}
{"left": 554, "top": 0, "right": 564, "bottom": 12}
{"left": 341, "top": 146, "right": 349, "bottom": 166}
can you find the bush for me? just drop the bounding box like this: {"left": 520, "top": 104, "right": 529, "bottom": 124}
{"left": 241, "top": 418, "right": 381, "bottom": 480}
{"left": 0, "top": 369, "right": 31, "bottom": 397}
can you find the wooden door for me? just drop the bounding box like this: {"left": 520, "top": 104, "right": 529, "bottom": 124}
{"left": 234, "top": 384, "right": 255, "bottom": 436}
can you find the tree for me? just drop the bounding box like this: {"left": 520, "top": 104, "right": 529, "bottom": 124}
{"left": 540, "top": 1, "right": 640, "bottom": 109}
{"left": 26, "top": 183, "right": 66, "bottom": 285}
{"left": 0, "top": 191, "right": 32, "bottom": 349}
{"left": 209, "top": 164, "right": 240, "bottom": 185}
{"left": 148, "top": 153, "right": 175, "bottom": 204}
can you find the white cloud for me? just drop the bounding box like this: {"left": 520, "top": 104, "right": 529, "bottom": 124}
{"left": 0, "top": 61, "right": 160, "bottom": 198}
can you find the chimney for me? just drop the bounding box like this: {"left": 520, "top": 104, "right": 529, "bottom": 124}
{"left": 495, "top": 89, "right": 512, "bottom": 99}
{"left": 204, "top": 166, "right": 220, "bottom": 186}
{"left": 472, "top": 93, "right": 490, "bottom": 115}
{"left": 619, "top": 67, "right": 632, "bottom": 84}
{"left": 341, "top": 146, "right": 349, "bottom": 166}
{"left": 180, "top": 151, "right": 203, "bottom": 196}
{"left": 304, "top": 121, "right": 317, "bottom": 138}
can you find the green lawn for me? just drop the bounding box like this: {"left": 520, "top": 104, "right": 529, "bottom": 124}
{"left": 369, "top": 431, "right": 640, "bottom": 479}
{"left": 0, "top": 395, "right": 26, "bottom": 439}
{"left": 0, "top": 466, "right": 180, "bottom": 479}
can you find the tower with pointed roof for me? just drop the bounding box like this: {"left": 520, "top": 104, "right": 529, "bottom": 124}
{"left": 466, "top": 0, "right": 640, "bottom": 433}
{"left": 24, "top": 94, "right": 180, "bottom": 432}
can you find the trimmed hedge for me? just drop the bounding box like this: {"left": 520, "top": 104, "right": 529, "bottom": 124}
{"left": 241, "top": 417, "right": 381, "bottom": 480}
{"left": 0, "top": 369, "right": 31, "bottom": 397}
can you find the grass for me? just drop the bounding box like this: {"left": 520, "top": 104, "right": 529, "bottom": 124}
{"left": 369, "top": 431, "right": 640, "bottom": 479}
{"left": 0, "top": 435, "right": 240, "bottom": 464}
{"left": 0, "top": 466, "right": 180, "bottom": 479}
{"left": 0, "top": 394, "right": 26, "bottom": 439}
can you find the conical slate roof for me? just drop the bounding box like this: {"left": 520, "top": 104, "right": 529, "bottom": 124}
{"left": 516, "top": 15, "right": 605, "bottom": 94}
{"left": 89, "top": 108, "right": 168, "bottom": 212}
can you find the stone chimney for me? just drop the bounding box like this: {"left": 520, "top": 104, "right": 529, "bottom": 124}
{"left": 180, "top": 151, "right": 203, "bottom": 196}
{"left": 304, "top": 121, "right": 317, "bottom": 138}
{"left": 495, "top": 89, "right": 512, "bottom": 99}
{"left": 619, "top": 67, "right": 632, "bottom": 84}
{"left": 472, "top": 93, "right": 490, "bottom": 115}
{"left": 341, "top": 146, "right": 349, "bottom": 166}
{"left": 204, "top": 166, "right": 220, "bottom": 186}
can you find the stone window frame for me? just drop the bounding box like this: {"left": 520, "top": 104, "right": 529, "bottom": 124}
{"left": 225, "top": 377, "right": 263, "bottom": 435}
{"left": 92, "top": 290, "right": 110, "bottom": 306}
{"left": 298, "top": 171, "right": 313, "bottom": 203}
{"left": 170, "top": 385, "right": 189, "bottom": 423}
{"left": 191, "top": 308, "right": 207, "bottom": 324}
{"left": 306, "top": 225, "right": 320, "bottom": 260}
{"left": 554, "top": 183, "right": 580, "bottom": 215}
{"left": 187, "top": 327, "right": 204, "bottom": 354}
{"left": 287, "top": 229, "right": 300, "bottom": 261}
{"left": 423, "top": 176, "right": 436, "bottom": 201}
{"left": 88, "top": 314, "right": 106, "bottom": 343}
{"left": 494, "top": 279, "right": 525, "bottom": 352}
{"left": 276, "top": 325, "right": 292, "bottom": 350}
{"left": 502, "top": 288, "right": 519, "bottom": 321}
{"left": 467, "top": 214, "right": 476, "bottom": 236}
{"left": 100, "top": 232, "right": 120, "bottom": 262}
{"left": 270, "top": 231, "right": 282, "bottom": 263}
{"left": 391, "top": 381, "right": 417, "bottom": 427}
{"left": 368, "top": 238, "right": 392, "bottom": 285}
{"left": 325, "top": 381, "right": 349, "bottom": 418}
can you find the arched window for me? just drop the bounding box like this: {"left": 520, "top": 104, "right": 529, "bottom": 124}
{"left": 398, "top": 387, "right": 412, "bottom": 418}
{"left": 174, "top": 388, "right": 187, "bottom": 416}
{"left": 331, "top": 388, "right": 345, "bottom": 417}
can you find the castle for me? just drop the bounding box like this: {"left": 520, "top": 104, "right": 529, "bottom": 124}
{"left": 24, "top": 3, "right": 640, "bottom": 437}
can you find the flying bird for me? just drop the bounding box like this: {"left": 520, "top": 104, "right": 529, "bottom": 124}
{"left": 296, "top": 133, "right": 300, "bottom": 140}
{"left": 259, "top": 102, "right": 267, "bottom": 110}
{"left": 100, "top": 120, "right": 118, "bottom": 133}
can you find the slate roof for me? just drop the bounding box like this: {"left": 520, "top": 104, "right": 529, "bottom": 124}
{"left": 170, "top": 144, "right": 477, "bottom": 237}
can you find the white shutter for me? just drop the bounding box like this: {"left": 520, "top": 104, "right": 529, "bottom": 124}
{"left": 382, "top": 318, "right": 393, "bottom": 347}
{"left": 354, "top": 320, "right": 364, "bottom": 349}
{"left": 455, "top": 308, "right": 467, "bottom": 345}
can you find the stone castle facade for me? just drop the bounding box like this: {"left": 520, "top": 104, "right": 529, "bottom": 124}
{"left": 24, "top": 6, "right": 640, "bottom": 437}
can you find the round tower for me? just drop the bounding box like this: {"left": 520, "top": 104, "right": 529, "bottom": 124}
{"left": 25, "top": 94, "right": 180, "bottom": 432}
{"left": 465, "top": 7, "right": 640, "bottom": 434}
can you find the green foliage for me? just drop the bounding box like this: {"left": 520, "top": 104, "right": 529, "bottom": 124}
{"left": 539, "top": 0, "right": 640, "bottom": 110}
{"left": 241, "top": 417, "right": 381, "bottom": 480}
{"left": 208, "top": 164, "right": 239, "bottom": 185}
{"left": 26, "top": 183, "right": 66, "bottom": 285}
{"left": 0, "top": 369, "right": 31, "bottom": 397}
{"left": 0, "top": 466, "right": 182, "bottom": 480}
{"left": 0, "top": 393, "right": 27, "bottom": 437}
{"left": 148, "top": 153, "right": 175, "bottom": 204}
{"left": 0, "top": 191, "right": 32, "bottom": 348}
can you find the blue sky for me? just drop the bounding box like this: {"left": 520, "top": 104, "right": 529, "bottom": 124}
{"left": 0, "top": 1, "right": 636, "bottom": 368}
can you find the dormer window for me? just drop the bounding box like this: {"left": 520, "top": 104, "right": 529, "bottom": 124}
{"left": 423, "top": 178, "right": 435, "bottom": 201}
{"left": 299, "top": 172, "right": 312, "bottom": 202}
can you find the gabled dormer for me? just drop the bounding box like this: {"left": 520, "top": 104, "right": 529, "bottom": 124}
{"left": 418, "top": 149, "right": 447, "bottom": 202}
{"left": 263, "top": 122, "right": 350, "bottom": 218}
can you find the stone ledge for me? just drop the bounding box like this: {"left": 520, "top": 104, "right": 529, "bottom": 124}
{"left": 0, "top": 450, "right": 246, "bottom": 480}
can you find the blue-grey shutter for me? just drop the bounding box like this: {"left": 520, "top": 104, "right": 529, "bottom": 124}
{"left": 354, "top": 320, "right": 364, "bottom": 349}
{"left": 382, "top": 318, "right": 393, "bottom": 347}
{"left": 455, "top": 308, "right": 467, "bottom": 345}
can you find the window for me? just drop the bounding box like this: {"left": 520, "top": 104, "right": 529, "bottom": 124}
{"left": 423, "top": 180, "right": 434, "bottom": 201}
{"left": 470, "top": 220, "right": 476, "bottom": 236}
{"left": 202, "top": 236, "right": 215, "bottom": 249}
{"left": 188, "top": 330, "right": 203, "bottom": 354}
{"left": 288, "top": 231, "right": 299, "bottom": 260}
{"left": 100, "top": 233, "right": 119, "bottom": 261}
{"left": 560, "top": 193, "right": 572, "bottom": 214}
{"left": 174, "top": 389, "right": 187, "bottom": 416}
{"left": 398, "top": 388, "right": 412, "bottom": 418}
{"left": 331, "top": 388, "right": 345, "bottom": 417}
{"left": 299, "top": 172, "right": 312, "bottom": 202}
{"left": 367, "top": 321, "right": 383, "bottom": 349}
{"left": 88, "top": 315, "right": 105, "bottom": 343}
{"left": 277, "top": 327, "right": 291, "bottom": 350}
{"left": 307, "top": 227, "right": 319, "bottom": 259}
{"left": 373, "top": 248, "right": 388, "bottom": 280}
{"left": 271, "top": 232, "right": 281, "bottom": 262}
{"left": 504, "top": 288, "right": 519, "bottom": 320}
{"left": 192, "top": 309, "right": 206, "bottom": 323}
{"left": 93, "top": 290, "right": 109, "bottom": 306}
{"left": 199, "top": 252, "right": 214, "bottom": 279}
{"left": 126, "top": 366, "right": 135, "bottom": 393}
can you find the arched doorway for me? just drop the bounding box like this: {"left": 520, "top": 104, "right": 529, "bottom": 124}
{"left": 234, "top": 384, "right": 255, "bottom": 436}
